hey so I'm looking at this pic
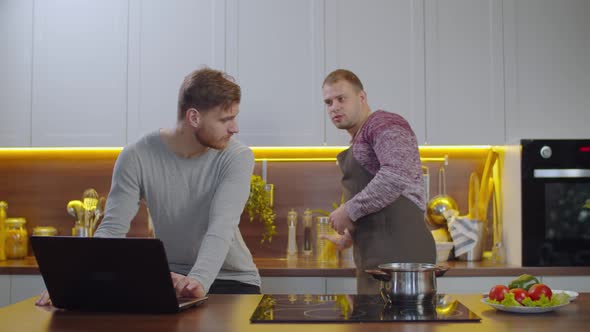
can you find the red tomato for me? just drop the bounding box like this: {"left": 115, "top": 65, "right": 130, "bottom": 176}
{"left": 488, "top": 285, "right": 509, "bottom": 301}
{"left": 528, "top": 283, "right": 553, "bottom": 301}
{"left": 509, "top": 288, "right": 529, "bottom": 305}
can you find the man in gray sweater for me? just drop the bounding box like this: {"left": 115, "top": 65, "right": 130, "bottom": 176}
{"left": 37, "top": 68, "right": 260, "bottom": 305}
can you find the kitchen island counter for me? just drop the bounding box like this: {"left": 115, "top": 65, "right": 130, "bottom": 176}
{"left": 0, "top": 293, "right": 587, "bottom": 332}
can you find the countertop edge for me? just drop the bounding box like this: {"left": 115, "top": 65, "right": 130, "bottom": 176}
{"left": 3, "top": 257, "right": 590, "bottom": 277}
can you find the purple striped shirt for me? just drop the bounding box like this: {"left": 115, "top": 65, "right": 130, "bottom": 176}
{"left": 345, "top": 110, "right": 426, "bottom": 221}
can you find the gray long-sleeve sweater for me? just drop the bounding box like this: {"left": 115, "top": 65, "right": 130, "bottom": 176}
{"left": 94, "top": 131, "right": 260, "bottom": 293}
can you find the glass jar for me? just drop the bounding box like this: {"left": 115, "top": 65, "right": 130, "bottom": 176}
{"left": 4, "top": 217, "right": 28, "bottom": 259}
{"left": 316, "top": 216, "right": 338, "bottom": 265}
{"left": 33, "top": 226, "right": 58, "bottom": 237}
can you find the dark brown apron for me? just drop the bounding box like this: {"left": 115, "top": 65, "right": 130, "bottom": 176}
{"left": 337, "top": 148, "right": 436, "bottom": 294}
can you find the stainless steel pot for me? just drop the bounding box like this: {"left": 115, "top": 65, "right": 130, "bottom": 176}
{"left": 365, "top": 263, "right": 449, "bottom": 304}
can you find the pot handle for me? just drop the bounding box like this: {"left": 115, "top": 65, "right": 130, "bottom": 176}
{"left": 365, "top": 269, "right": 392, "bottom": 282}
{"left": 435, "top": 265, "right": 449, "bottom": 277}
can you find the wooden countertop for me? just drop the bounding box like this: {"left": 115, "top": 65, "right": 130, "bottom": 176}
{"left": 0, "top": 293, "right": 588, "bottom": 332}
{"left": 3, "top": 256, "right": 590, "bottom": 277}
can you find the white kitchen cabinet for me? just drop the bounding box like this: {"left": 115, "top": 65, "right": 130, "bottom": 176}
{"left": 31, "top": 0, "right": 128, "bottom": 147}
{"left": 261, "top": 277, "right": 325, "bottom": 294}
{"left": 125, "top": 0, "right": 225, "bottom": 144}
{"left": 0, "top": 275, "right": 10, "bottom": 307}
{"left": 424, "top": 0, "right": 505, "bottom": 145}
{"left": 437, "top": 276, "right": 513, "bottom": 294}
{"left": 10, "top": 275, "right": 45, "bottom": 304}
{"left": 0, "top": 0, "right": 33, "bottom": 147}
{"left": 226, "top": 0, "right": 325, "bottom": 146}
{"left": 1, "top": 0, "right": 589, "bottom": 148}
{"left": 439, "top": 275, "right": 590, "bottom": 294}
{"left": 0, "top": 274, "right": 45, "bottom": 307}
{"left": 325, "top": 277, "right": 357, "bottom": 295}
{"left": 503, "top": 0, "right": 590, "bottom": 143}
{"left": 540, "top": 276, "right": 590, "bottom": 293}
{"left": 324, "top": 0, "right": 426, "bottom": 145}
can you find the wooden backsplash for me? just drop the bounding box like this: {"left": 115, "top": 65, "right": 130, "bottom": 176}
{"left": 0, "top": 149, "right": 492, "bottom": 258}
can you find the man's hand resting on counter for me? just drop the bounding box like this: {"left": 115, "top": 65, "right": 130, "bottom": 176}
{"left": 320, "top": 228, "right": 353, "bottom": 251}
{"left": 170, "top": 272, "right": 205, "bottom": 298}
{"left": 35, "top": 273, "right": 205, "bottom": 307}
{"left": 35, "top": 290, "right": 51, "bottom": 306}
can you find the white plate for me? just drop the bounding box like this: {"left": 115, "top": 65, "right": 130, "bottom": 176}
{"left": 553, "top": 290, "right": 579, "bottom": 301}
{"left": 481, "top": 298, "right": 570, "bottom": 314}
{"left": 481, "top": 290, "right": 579, "bottom": 301}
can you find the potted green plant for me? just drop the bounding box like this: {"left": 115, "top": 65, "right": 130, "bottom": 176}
{"left": 245, "top": 175, "right": 276, "bottom": 244}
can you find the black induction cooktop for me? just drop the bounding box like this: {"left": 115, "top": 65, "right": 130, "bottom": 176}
{"left": 250, "top": 294, "right": 480, "bottom": 323}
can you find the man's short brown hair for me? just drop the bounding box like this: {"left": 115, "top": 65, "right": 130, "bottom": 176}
{"left": 322, "top": 69, "right": 364, "bottom": 92}
{"left": 178, "top": 67, "right": 241, "bottom": 120}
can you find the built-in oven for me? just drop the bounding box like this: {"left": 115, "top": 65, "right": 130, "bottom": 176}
{"left": 521, "top": 139, "right": 590, "bottom": 266}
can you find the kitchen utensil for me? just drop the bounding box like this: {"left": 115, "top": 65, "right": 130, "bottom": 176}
{"left": 479, "top": 177, "right": 494, "bottom": 220}
{"left": 82, "top": 188, "right": 99, "bottom": 237}
{"left": 422, "top": 165, "right": 430, "bottom": 202}
{"left": 426, "top": 164, "right": 458, "bottom": 227}
{"left": 477, "top": 150, "right": 497, "bottom": 219}
{"left": 491, "top": 192, "right": 504, "bottom": 263}
{"left": 68, "top": 199, "right": 87, "bottom": 236}
{"left": 89, "top": 196, "right": 106, "bottom": 237}
{"left": 66, "top": 200, "right": 85, "bottom": 224}
{"left": 365, "top": 263, "right": 448, "bottom": 304}
{"left": 467, "top": 172, "right": 480, "bottom": 219}
{"left": 491, "top": 158, "right": 505, "bottom": 263}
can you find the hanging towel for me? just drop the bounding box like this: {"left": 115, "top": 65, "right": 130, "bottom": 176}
{"left": 444, "top": 210, "right": 479, "bottom": 257}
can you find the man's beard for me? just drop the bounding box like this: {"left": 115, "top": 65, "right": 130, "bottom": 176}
{"left": 194, "top": 131, "right": 230, "bottom": 150}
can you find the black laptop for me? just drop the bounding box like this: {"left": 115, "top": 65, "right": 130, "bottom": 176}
{"left": 31, "top": 236, "right": 207, "bottom": 313}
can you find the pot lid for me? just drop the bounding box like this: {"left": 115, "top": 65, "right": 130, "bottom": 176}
{"left": 377, "top": 262, "right": 441, "bottom": 272}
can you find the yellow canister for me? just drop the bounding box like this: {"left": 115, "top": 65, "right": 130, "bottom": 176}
{"left": 0, "top": 201, "right": 7, "bottom": 260}
{"left": 316, "top": 216, "right": 338, "bottom": 265}
{"left": 32, "top": 226, "right": 58, "bottom": 237}
{"left": 4, "top": 217, "right": 28, "bottom": 259}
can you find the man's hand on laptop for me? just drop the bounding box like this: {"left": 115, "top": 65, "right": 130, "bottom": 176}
{"left": 170, "top": 272, "right": 205, "bottom": 298}
{"left": 35, "top": 290, "right": 51, "bottom": 306}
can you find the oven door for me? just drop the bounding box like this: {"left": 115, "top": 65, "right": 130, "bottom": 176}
{"left": 522, "top": 168, "right": 590, "bottom": 266}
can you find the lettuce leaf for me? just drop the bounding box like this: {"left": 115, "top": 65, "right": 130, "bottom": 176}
{"left": 522, "top": 293, "right": 570, "bottom": 307}
{"left": 522, "top": 294, "right": 552, "bottom": 307}
{"left": 486, "top": 292, "right": 521, "bottom": 307}
{"left": 551, "top": 293, "right": 570, "bottom": 306}
{"left": 500, "top": 292, "right": 523, "bottom": 307}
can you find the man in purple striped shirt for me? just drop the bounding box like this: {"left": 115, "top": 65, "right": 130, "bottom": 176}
{"left": 322, "top": 69, "right": 436, "bottom": 294}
